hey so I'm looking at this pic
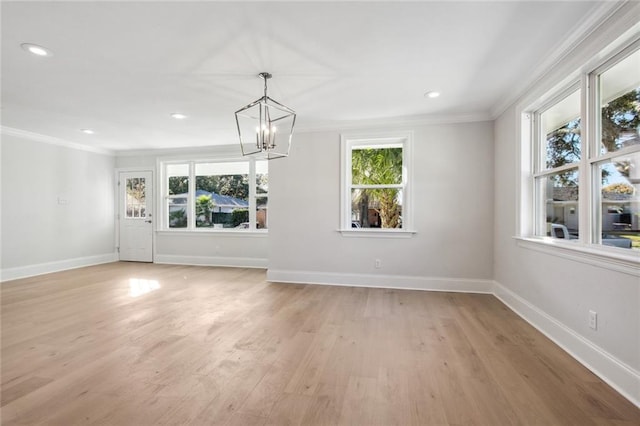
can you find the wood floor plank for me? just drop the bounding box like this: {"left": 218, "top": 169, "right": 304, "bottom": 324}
{"left": 1, "top": 262, "right": 638, "bottom": 425}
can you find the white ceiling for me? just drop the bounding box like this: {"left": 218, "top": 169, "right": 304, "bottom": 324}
{"left": 1, "top": 1, "right": 611, "bottom": 152}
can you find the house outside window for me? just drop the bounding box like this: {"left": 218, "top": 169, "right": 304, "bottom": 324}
{"left": 341, "top": 132, "right": 413, "bottom": 234}
{"left": 525, "top": 41, "right": 639, "bottom": 253}
{"left": 162, "top": 159, "right": 267, "bottom": 231}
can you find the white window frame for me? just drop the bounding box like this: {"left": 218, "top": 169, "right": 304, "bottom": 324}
{"left": 339, "top": 131, "right": 415, "bottom": 238}
{"left": 532, "top": 83, "right": 582, "bottom": 239}
{"left": 159, "top": 157, "right": 267, "bottom": 233}
{"left": 518, "top": 37, "right": 640, "bottom": 274}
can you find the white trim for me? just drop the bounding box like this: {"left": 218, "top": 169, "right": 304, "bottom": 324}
{"left": 298, "top": 112, "right": 492, "bottom": 134}
{"left": 156, "top": 230, "right": 267, "bottom": 238}
{"left": 117, "top": 144, "right": 240, "bottom": 158}
{"left": 491, "top": 1, "right": 629, "bottom": 119}
{"left": 157, "top": 157, "right": 265, "bottom": 232}
{"left": 155, "top": 254, "right": 267, "bottom": 269}
{"left": 266, "top": 270, "right": 494, "bottom": 293}
{"left": 337, "top": 229, "right": 416, "bottom": 238}
{"left": 0, "top": 253, "right": 118, "bottom": 283}
{"left": 516, "top": 237, "right": 640, "bottom": 277}
{"left": 1, "top": 126, "right": 115, "bottom": 156}
{"left": 494, "top": 281, "right": 640, "bottom": 409}
{"left": 340, "top": 130, "right": 413, "bottom": 231}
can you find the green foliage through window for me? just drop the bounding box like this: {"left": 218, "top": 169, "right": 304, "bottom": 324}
{"left": 351, "top": 147, "right": 403, "bottom": 229}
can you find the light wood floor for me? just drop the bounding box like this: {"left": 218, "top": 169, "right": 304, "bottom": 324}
{"left": 1, "top": 263, "right": 638, "bottom": 425}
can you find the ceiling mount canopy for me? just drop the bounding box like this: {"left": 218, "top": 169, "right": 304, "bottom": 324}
{"left": 235, "top": 72, "right": 296, "bottom": 160}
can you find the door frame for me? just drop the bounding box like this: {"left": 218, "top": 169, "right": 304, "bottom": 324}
{"left": 115, "top": 167, "right": 155, "bottom": 262}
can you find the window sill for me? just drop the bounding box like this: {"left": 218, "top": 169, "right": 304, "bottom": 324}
{"left": 514, "top": 236, "right": 640, "bottom": 277}
{"left": 338, "top": 229, "right": 416, "bottom": 238}
{"left": 157, "top": 229, "right": 267, "bottom": 238}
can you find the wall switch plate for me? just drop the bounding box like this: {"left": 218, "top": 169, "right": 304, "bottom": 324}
{"left": 375, "top": 259, "right": 381, "bottom": 269}
{"left": 589, "top": 310, "right": 597, "bottom": 330}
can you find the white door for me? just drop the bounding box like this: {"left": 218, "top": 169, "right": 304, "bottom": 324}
{"left": 119, "top": 171, "right": 153, "bottom": 262}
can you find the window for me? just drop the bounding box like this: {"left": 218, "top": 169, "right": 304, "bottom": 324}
{"left": 195, "top": 162, "right": 249, "bottom": 229}
{"left": 526, "top": 41, "right": 640, "bottom": 253}
{"left": 534, "top": 88, "right": 582, "bottom": 239}
{"left": 341, "top": 132, "right": 412, "bottom": 233}
{"left": 591, "top": 46, "right": 640, "bottom": 250}
{"left": 167, "top": 164, "right": 189, "bottom": 228}
{"left": 162, "top": 159, "right": 267, "bottom": 231}
{"left": 256, "top": 160, "right": 269, "bottom": 229}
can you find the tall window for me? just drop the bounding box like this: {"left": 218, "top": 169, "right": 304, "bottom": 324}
{"left": 591, "top": 46, "right": 640, "bottom": 249}
{"left": 534, "top": 88, "right": 581, "bottom": 239}
{"left": 163, "top": 159, "right": 267, "bottom": 231}
{"left": 527, "top": 42, "right": 639, "bottom": 252}
{"left": 341, "top": 133, "right": 412, "bottom": 232}
{"left": 256, "top": 160, "right": 269, "bottom": 229}
{"left": 167, "top": 164, "right": 189, "bottom": 228}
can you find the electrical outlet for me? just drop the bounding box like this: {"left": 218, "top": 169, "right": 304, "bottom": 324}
{"left": 589, "top": 310, "right": 597, "bottom": 330}
{"left": 375, "top": 259, "right": 381, "bottom": 269}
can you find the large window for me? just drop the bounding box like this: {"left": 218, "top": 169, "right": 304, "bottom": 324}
{"left": 163, "top": 159, "right": 267, "bottom": 231}
{"left": 534, "top": 88, "right": 582, "bottom": 240}
{"left": 341, "top": 132, "right": 412, "bottom": 232}
{"left": 527, "top": 42, "right": 639, "bottom": 252}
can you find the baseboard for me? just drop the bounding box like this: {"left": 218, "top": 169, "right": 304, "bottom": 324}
{"left": 0, "top": 253, "right": 118, "bottom": 282}
{"left": 266, "top": 269, "right": 494, "bottom": 293}
{"left": 154, "top": 254, "right": 267, "bottom": 269}
{"left": 494, "top": 281, "right": 640, "bottom": 408}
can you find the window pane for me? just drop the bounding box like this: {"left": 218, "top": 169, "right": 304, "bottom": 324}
{"left": 598, "top": 153, "right": 639, "bottom": 250}
{"left": 541, "top": 89, "right": 581, "bottom": 169}
{"left": 352, "top": 147, "right": 403, "bottom": 185}
{"left": 256, "top": 160, "right": 268, "bottom": 194}
{"left": 195, "top": 162, "right": 249, "bottom": 229}
{"left": 599, "top": 49, "right": 640, "bottom": 154}
{"left": 351, "top": 188, "right": 402, "bottom": 229}
{"left": 125, "top": 177, "right": 146, "bottom": 218}
{"left": 168, "top": 173, "right": 188, "bottom": 228}
{"left": 257, "top": 196, "right": 268, "bottom": 229}
{"left": 540, "top": 169, "right": 579, "bottom": 239}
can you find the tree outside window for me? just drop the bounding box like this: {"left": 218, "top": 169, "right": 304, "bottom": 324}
{"left": 342, "top": 133, "right": 411, "bottom": 232}
{"left": 163, "top": 160, "right": 266, "bottom": 231}
{"left": 530, "top": 44, "right": 640, "bottom": 250}
{"left": 352, "top": 147, "right": 403, "bottom": 228}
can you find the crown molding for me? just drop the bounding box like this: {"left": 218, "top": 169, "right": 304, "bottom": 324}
{"left": 116, "top": 143, "right": 240, "bottom": 158}
{"left": 1, "top": 126, "right": 115, "bottom": 156}
{"left": 296, "top": 111, "right": 493, "bottom": 134}
{"left": 490, "top": 0, "right": 629, "bottom": 119}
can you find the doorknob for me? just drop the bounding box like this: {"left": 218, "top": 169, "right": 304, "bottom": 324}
{"left": 145, "top": 220, "right": 152, "bottom": 223}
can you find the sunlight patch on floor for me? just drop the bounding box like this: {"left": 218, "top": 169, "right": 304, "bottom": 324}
{"left": 129, "top": 278, "right": 160, "bottom": 297}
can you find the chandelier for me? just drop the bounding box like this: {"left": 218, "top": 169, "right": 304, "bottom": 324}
{"left": 235, "top": 72, "right": 296, "bottom": 159}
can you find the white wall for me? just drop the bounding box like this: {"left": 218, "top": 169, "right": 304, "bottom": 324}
{"left": 1, "top": 132, "right": 117, "bottom": 280}
{"left": 267, "top": 121, "right": 495, "bottom": 292}
{"left": 115, "top": 147, "right": 268, "bottom": 268}
{"left": 493, "top": 3, "right": 640, "bottom": 405}
{"left": 494, "top": 104, "right": 640, "bottom": 408}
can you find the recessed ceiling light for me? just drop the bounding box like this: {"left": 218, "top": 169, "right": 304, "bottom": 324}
{"left": 424, "top": 91, "right": 440, "bottom": 99}
{"left": 170, "top": 113, "right": 187, "bottom": 120}
{"left": 80, "top": 129, "right": 95, "bottom": 135}
{"left": 21, "top": 43, "right": 53, "bottom": 57}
